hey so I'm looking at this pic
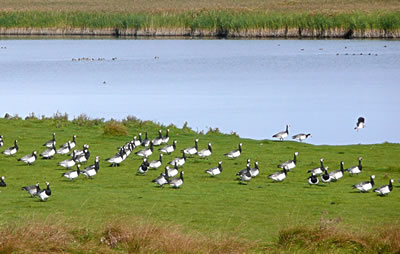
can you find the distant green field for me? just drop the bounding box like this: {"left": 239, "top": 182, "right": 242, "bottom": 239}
{"left": 0, "top": 116, "right": 399, "bottom": 253}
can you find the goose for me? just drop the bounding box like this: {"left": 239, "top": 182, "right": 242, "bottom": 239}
{"left": 346, "top": 157, "right": 362, "bottom": 175}
{"left": 308, "top": 173, "right": 319, "bottom": 185}
{"left": 250, "top": 162, "right": 260, "bottom": 177}
{"left": 292, "top": 133, "right": 312, "bottom": 142}
{"left": 149, "top": 154, "right": 163, "bottom": 169}
{"left": 225, "top": 143, "right": 242, "bottom": 159}
{"left": 159, "top": 140, "right": 177, "bottom": 154}
{"left": 36, "top": 182, "right": 51, "bottom": 201}
{"left": 273, "top": 125, "right": 290, "bottom": 141}
{"left": 137, "top": 133, "right": 143, "bottom": 147}
{"left": 152, "top": 172, "right": 168, "bottom": 187}
{"left": 329, "top": 161, "right": 345, "bottom": 181}
{"left": 355, "top": 117, "right": 365, "bottom": 131}
{"left": 133, "top": 136, "right": 141, "bottom": 147}
{"left": 353, "top": 175, "right": 375, "bottom": 192}
{"left": 183, "top": 139, "right": 199, "bottom": 156}
{"left": 307, "top": 158, "right": 325, "bottom": 176}
{"left": 161, "top": 129, "right": 170, "bottom": 144}
{"left": 165, "top": 164, "right": 179, "bottom": 178}
{"left": 137, "top": 158, "right": 150, "bottom": 175}
{"left": 106, "top": 148, "right": 125, "bottom": 167}
{"left": 18, "top": 151, "right": 37, "bottom": 165}
{"left": 22, "top": 183, "right": 39, "bottom": 197}
{"left": 3, "top": 140, "right": 18, "bottom": 156}
{"left": 0, "top": 176, "right": 6, "bottom": 187}
{"left": 0, "top": 135, "right": 3, "bottom": 147}
{"left": 82, "top": 156, "right": 100, "bottom": 178}
{"left": 74, "top": 148, "right": 90, "bottom": 163}
{"left": 168, "top": 171, "right": 184, "bottom": 188}
{"left": 374, "top": 179, "right": 394, "bottom": 196}
{"left": 62, "top": 164, "right": 81, "bottom": 180}
{"left": 268, "top": 168, "right": 287, "bottom": 182}
{"left": 43, "top": 133, "right": 56, "bottom": 148}
{"left": 278, "top": 152, "right": 298, "bottom": 171}
{"left": 122, "top": 142, "right": 134, "bottom": 157}
{"left": 58, "top": 151, "right": 77, "bottom": 168}
{"left": 236, "top": 159, "right": 251, "bottom": 176}
{"left": 141, "top": 132, "right": 150, "bottom": 147}
{"left": 239, "top": 167, "right": 252, "bottom": 183}
{"left": 321, "top": 168, "right": 332, "bottom": 183}
{"left": 197, "top": 143, "right": 212, "bottom": 158}
{"left": 205, "top": 161, "right": 223, "bottom": 177}
{"left": 71, "top": 144, "right": 89, "bottom": 157}
{"left": 57, "top": 141, "right": 71, "bottom": 155}
{"left": 168, "top": 151, "right": 186, "bottom": 167}
{"left": 40, "top": 143, "right": 57, "bottom": 159}
{"left": 135, "top": 142, "right": 153, "bottom": 157}
{"left": 152, "top": 130, "right": 163, "bottom": 146}
{"left": 61, "top": 135, "right": 76, "bottom": 149}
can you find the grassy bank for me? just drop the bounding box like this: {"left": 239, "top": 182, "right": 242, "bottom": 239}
{"left": 0, "top": 114, "right": 400, "bottom": 252}
{"left": 0, "top": 11, "right": 399, "bottom": 38}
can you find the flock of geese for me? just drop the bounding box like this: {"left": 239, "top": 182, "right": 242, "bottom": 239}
{"left": 0, "top": 116, "right": 396, "bottom": 201}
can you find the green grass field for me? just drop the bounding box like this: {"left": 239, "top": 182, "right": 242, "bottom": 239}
{"left": 0, "top": 115, "right": 399, "bottom": 252}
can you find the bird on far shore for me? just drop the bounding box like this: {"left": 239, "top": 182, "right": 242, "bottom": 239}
{"left": 355, "top": 117, "right": 365, "bottom": 131}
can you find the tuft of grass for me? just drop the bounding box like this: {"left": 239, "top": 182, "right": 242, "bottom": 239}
{"left": 103, "top": 121, "right": 128, "bottom": 136}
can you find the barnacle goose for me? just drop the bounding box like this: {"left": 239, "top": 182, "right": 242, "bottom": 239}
{"left": 133, "top": 136, "right": 141, "bottom": 147}
{"left": 106, "top": 148, "right": 125, "bottom": 167}
{"left": 149, "top": 154, "right": 163, "bottom": 169}
{"left": 135, "top": 142, "right": 153, "bottom": 157}
{"left": 197, "top": 143, "right": 212, "bottom": 158}
{"left": 22, "top": 183, "right": 40, "bottom": 197}
{"left": 18, "top": 151, "right": 37, "bottom": 165}
{"left": 321, "top": 167, "right": 332, "bottom": 183}
{"left": 168, "top": 151, "right": 186, "bottom": 167}
{"left": 152, "top": 172, "right": 168, "bottom": 187}
{"left": 273, "top": 125, "right": 290, "bottom": 141}
{"left": 3, "top": 140, "right": 18, "bottom": 156}
{"left": 40, "top": 143, "right": 57, "bottom": 159}
{"left": 355, "top": 117, "right": 365, "bottom": 131}
{"left": 292, "top": 133, "right": 312, "bottom": 142}
{"left": 57, "top": 141, "right": 71, "bottom": 155}
{"left": 137, "top": 158, "right": 150, "bottom": 175}
{"left": 308, "top": 173, "right": 319, "bottom": 185}
{"left": 250, "top": 162, "right": 260, "bottom": 177}
{"left": 236, "top": 159, "right": 251, "bottom": 176}
{"left": 278, "top": 152, "right": 298, "bottom": 171}
{"left": 165, "top": 164, "right": 179, "bottom": 178}
{"left": 71, "top": 144, "right": 89, "bottom": 157}
{"left": 74, "top": 148, "right": 90, "bottom": 163}
{"left": 205, "top": 161, "right": 222, "bottom": 177}
{"left": 225, "top": 143, "right": 242, "bottom": 159}
{"left": 183, "top": 138, "right": 199, "bottom": 156}
{"left": 374, "top": 179, "right": 394, "bottom": 196}
{"left": 62, "top": 164, "right": 81, "bottom": 180}
{"left": 161, "top": 129, "right": 170, "bottom": 144}
{"left": 36, "top": 182, "right": 51, "bottom": 201}
{"left": 82, "top": 156, "right": 100, "bottom": 178}
{"left": 141, "top": 132, "right": 150, "bottom": 147}
{"left": 329, "top": 161, "right": 345, "bottom": 181}
{"left": 168, "top": 171, "right": 184, "bottom": 188}
{"left": 307, "top": 158, "right": 325, "bottom": 176}
{"left": 268, "top": 168, "right": 287, "bottom": 182}
{"left": 61, "top": 135, "right": 76, "bottom": 149}
{"left": 0, "top": 176, "right": 6, "bottom": 187}
{"left": 346, "top": 157, "right": 363, "bottom": 175}
{"left": 239, "top": 166, "right": 252, "bottom": 184}
{"left": 0, "top": 135, "right": 3, "bottom": 147}
{"left": 152, "top": 130, "right": 163, "bottom": 146}
{"left": 159, "top": 140, "right": 177, "bottom": 154}
{"left": 353, "top": 175, "right": 375, "bottom": 192}
{"left": 58, "top": 150, "right": 77, "bottom": 168}
{"left": 43, "top": 133, "right": 56, "bottom": 148}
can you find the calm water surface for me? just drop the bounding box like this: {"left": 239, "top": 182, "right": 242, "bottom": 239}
{"left": 0, "top": 38, "right": 399, "bottom": 145}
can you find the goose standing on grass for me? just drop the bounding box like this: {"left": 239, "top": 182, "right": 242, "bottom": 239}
{"left": 152, "top": 130, "right": 163, "bottom": 146}
{"left": 329, "top": 161, "right": 345, "bottom": 181}
{"left": 106, "top": 148, "right": 125, "bottom": 167}
{"left": 59, "top": 150, "right": 77, "bottom": 169}
{"left": 159, "top": 140, "right": 177, "bottom": 154}
{"left": 0, "top": 135, "right": 3, "bottom": 147}
{"left": 133, "top": 136, "right": 141, "bottom": 147}
{"left": 183, "top": 138, "right": 199, "bottom": 156}
{"left": 355, "top": 117, "right": 365, "bottom": 131}
{"left": 22, "top": 183, "right": 40, "bottom": 197}
{"left": 197, "top": 143, "right": 212, "bottom": 158}
{"left": 161, "top": 129, "right": 170, "bottom": 144}
{"left": 346, "top": 157, "right": 363, "bottom": 176}
{"left": 137, "top": 158, "right": 150, "bottom": 175}
{"left": 61, "top": 135, "right": 76, "bottom": 149}
{"left": 225, "top": 143, "right": 242, "bottom": 159}
{"left": 149, "top": 154, "right": 163, "bottom": 169}
{"left": 165, "top": 164, "right": 179, "bottom": 178}
{"left": 292, "top": 133, "right": 312, "bottom": 142}
{"left": 36, "top": 182, "right": 51, "bottom": 201}
{"left": 57, "top": 141, "right": 71, "bottom": 155}
{"left": 43, "top": 133, "right": 56, "bottom": 148}
{"left": 0, "top": 176, "right": 6, "bottom": 187}
{"left": 374, "top": 179, "right": 394, "bottom": 196}
{"left": 82, "top": 156, "right": 100, "bottom": 178}
{"left": 250, "top": 162, "right": 260, "bottom": 177}
{"left": 40, "top": 143, "right": 56, "bottom": 159}
{"left": 239, "top": 166, "right": 252, "bottom": 184}
{"left": 62, "top": 164, "right": 81, "bottom": 180}
{"left": 168, "top": 171, "right": 184, "bottom": 188}
{"left": 152, "top": 172, "right": 168, "bottom": 187}
{"left": 3, "top": 140, "right": 18, "bottom": 156}
{"left": 141, "top": 132, "right": 150, "bottom": 147}
{"left": 205, "top": 161, "right": 223, "bottom": 177}
{"left": 268, "top": 168, "right": 288, "bottom": 182}
{"left": 236, "top": 159, "right": 251, "bottom": 176}
{"left": 353, "top": 175, "right": 375, "bottom": 192}
{"left": 278, "top": 152, "right": 298, "bottom": 171}
{"left": 168, "top": 151, "right": 186, "bottom": 167}
{"left": 321, "top": 168, "right": 332, "bottom": 183}
{"left": 307, "top": 158, "right": 325, "bottom": 176}
{"left": 308, "top": 173, "right": 319, "bottom": 185}
{"left": 18, "top": 151, "right": 37, "bottom": 165}
{"left": 135, "top": 142, "right": 153, "bottom": 157}
{"left": 72, "top": 144, "right": 89, "bottom": 157}
{"left": 74, "top": 148, "right": 90, "bottom": 163}
{"left": 273, "top": 125, "right": 290, "bottom": 141}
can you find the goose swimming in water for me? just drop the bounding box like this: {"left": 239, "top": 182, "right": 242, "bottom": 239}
{"left": 197, "top": 143, "right": 212, "bottom": 158}
{"left": 40, "top": 143, "right": 56, "bottom": 159}
{"left": 36, "top": 182, "right": 51, "bottom": 201}
{"left": 82, "top": 156, "right": 100, "bottom": 178}
{"left": 329, "top": 161, "right": 345, "bottom": 181}
{"left": 374, "top": 179, "right": 394, "bottom": 196}
{"left": 205, "top": 161, "right": 223, "bottom": 177}
{"left": 149, "top": 154, "right": 163, "bottom": 169}
{"left": 355, "top": 117, "right": 365, "bottom": 131}
{"left": 168, "top": 151, "right": 186, "bottom": 167}
{"left": 278, "top": 152, "right": 298, "bottom": 171}
{"left": 168, "top": 171, "right": 184, "bottom": 188}
{"left": 292, "top": 133, "right": 312, "bottom": 142}
{"left": 161, "top": 129, "right": 170, "bottom": 144}
{"left": 3, "top": 140, "right": 18, "bottom": 156}
{"left": 43, "top": 133, "right": 56, "bottom": 148}
{"left": 62, "top": 164, "right": 81, "bottom": 180}
{"left": 0, "top": 176, "right": 6, "bottom": 187}
{"left": 273, "top": 125, "right": 290, "bottom": 141}
{"left": 22, "top": 183, "right": 40, "bottom": 197}
{"left": 308, "top": 173, "right": 319, "bottom": 185}
{"left": 183, "top": 139, "right": 199, "bottom": 156}
{"left": 18, "top": 151, "right": 37, "bottom": 165}
{"left": 225, "top": 143, "right": 242, "bottom": 159}
{"left": 353, "top": 175, "right": 375, "bottom": 192}
{"left": 346, "top": 157, "right": 363, "bottom": 175}
{"left": 307, "top": 158, "right": 325, "bottom": 176}
{"left": 152, "top": 130, "right": 163, "bottom": 146}
{"left": 268, "top": 168, "right": 288, "bottom": 182}
{"left": 159, "top": 140, "right": 177, "bottom": 154}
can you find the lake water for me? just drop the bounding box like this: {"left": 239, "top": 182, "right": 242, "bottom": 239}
{"left": 0, "top": 38, "right": 399, "bottom": 145}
